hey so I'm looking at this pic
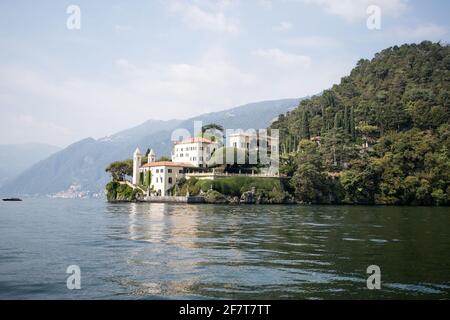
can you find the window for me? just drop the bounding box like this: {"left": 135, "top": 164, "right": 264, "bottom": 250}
{"left": 168, "top": 177, "right": 173, "bottom": 184}
{"left": 168, "top": 169, "right": 172, "bottom": 173}
{"left": 179, "top": 169, "right": 183, "bottom": 173}
{"left": 233, "top": 142, "right": 237, "bottom": 147}
{"left": 156, "top": 169, "right": 159, "bottom": 173}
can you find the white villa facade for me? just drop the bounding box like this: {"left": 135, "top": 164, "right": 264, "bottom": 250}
{"left": 229, "top": 132, "right": 255, "bottom": 150}
{"left": 140, "top": 161, "right": 193, "bottom": 196}
{"left": 131, "top": 132, "right": 280, "bottom": 197}
{"left": 228, "top": 132, "right": 279, "bottom": 154}
{"left": 133, "top": 147, "right": 194, "bottom": 196}
{"left": 171, "top": 137, "right": 219, "bottom": 168}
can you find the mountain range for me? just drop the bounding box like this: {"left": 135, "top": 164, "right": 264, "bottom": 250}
{"left": 0, "top": 98, "right": 301, "bottom": 197}
{"left": 0, "top": 143, "right": 60, "bottom": 188}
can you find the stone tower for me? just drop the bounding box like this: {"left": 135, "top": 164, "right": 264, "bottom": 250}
{"left": 132, "top": 147, "right": 142, "bottom": 185}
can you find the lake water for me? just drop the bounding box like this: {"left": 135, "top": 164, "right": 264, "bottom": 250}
{"left": 0, "top": 198, "right": 449, "bottom": 299}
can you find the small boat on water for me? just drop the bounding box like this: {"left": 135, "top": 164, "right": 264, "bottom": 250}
{"left": 2, "top": 198, "right": 23, "bottom": 201}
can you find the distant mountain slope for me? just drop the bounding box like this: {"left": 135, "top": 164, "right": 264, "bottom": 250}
{"left": 0, "top": 98, "right": 300, "bottom": 196}
{"left": 0, "top": 143, "right": 60, "bottom": 188}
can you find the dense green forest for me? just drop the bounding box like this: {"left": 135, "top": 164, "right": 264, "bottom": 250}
{"left": 271, "top": 41, "right": 450, "bottom": 205}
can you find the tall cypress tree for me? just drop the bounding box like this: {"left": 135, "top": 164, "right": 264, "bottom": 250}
{"left": 334, "top": 112, "right": 342, "bottom": 129}
{"left": 301, "top": 109, "right": 311, "bottom": 139}
{"left": 350, "top": 107, "right": 356, "bottom": 140}
{"left": 321, "top": 105, "right": 326, "bottom": 133}
{"left": 344, "top": 106, "right": 349, "bottom": 134}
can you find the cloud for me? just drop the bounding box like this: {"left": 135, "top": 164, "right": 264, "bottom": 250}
{"left": 394, "top": 23, "right": 448, "bottom": 40}
{"left": 1, "top": 112, "right": 72, "bottom": 147}
{"left": 169, "top": 1, "right": 239, "bottom": 33}
{"left": 114, "top": 25, "right": 133, "bottom": 32}
{"left": 285, "top": 35, "right": 341, "bottom": 48}
{"left": 257, "top": 0, "right": 273, "bottom": 10}
{"left": 0, "top": 44, "right": 356, "bottom": 147}
{"left": 274, "top": 21, "right": 293, "bottom": 31}
{"left": 15, "top": 114, "right": 71, "bottom": 136}
{"left": 301, "top": 0, "right": 409, "bottom": 22}
{"left": 253, "top": 48, "right": 312, "bottom": 68}
{"left": 0, "top": 57, "right": 255, "bottom": 145}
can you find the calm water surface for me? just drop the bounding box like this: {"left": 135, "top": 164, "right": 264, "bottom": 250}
{"left": 0, "top": 198, "right": 449, "bottom": 299}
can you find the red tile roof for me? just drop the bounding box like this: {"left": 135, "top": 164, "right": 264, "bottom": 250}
{"left": 141, "top": 161, "right": 195, "bottom": 168}
{"left": 174, "top": 137, "right": 214, "bottom": 145}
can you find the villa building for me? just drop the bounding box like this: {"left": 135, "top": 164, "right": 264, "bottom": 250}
{"left": 131, "top": 132, "right": 280, "bottom": 197}
{"left": 140, "top": 161, "right": 194, "bottom": 196}
{"left": 171, "top": 137, "right": 219, "bottom": 168}
{"left": 133, "top": 148, "right": 194, "bottom": 196}
{"left": 228, "top": 132, "right": 279, "bottom": 154}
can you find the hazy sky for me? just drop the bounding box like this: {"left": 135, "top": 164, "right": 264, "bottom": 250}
{"left": 0, "top": 0, "right": 449, "bottom": 147}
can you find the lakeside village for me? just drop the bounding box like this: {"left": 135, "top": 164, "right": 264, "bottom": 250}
{"left": 105, "top": 126, "right": 295, "bottom": 204}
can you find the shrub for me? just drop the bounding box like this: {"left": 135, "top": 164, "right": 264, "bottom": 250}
{"left": 204, "top": 190, "right": 228, "bottom": 204}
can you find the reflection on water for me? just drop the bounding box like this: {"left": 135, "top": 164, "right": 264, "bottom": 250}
{"left": 0, "top": 199, "right": 449, "bottom": 299}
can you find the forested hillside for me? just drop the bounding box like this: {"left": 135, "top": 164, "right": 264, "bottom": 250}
{"left": 271, "top": 41, "right": 450, "bottom": 205}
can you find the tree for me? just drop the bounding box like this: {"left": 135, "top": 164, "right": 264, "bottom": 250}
{"left": 350, "top": 107, "right": 356, "bottom": 140}
{"left": 144, "top": 170, "right": 152, "bottom": 188}
{"left": 300, "top": 109, "right": 311, "bottom": 139}
{"left": 201, "top": 123, "right": 224, "bottom": 134}
{"left": 290, "top": 140, "right": 333, "bottom": 203}
{"left": 201, "top": 123, "right": 224, "bottom": 142}
{"left": 340, "top": 159, "right": 380, "bottom": 204}
{"left": 105, "top": 160, "right": 133, "bottom": 181}
{"left": 334, "top": 112, "right": 342, "bottom": 129}
{"left": 269, "top": 42, "right": 450, "bottom": 206}
{"left": 344, "top": 105, "right": 350, "bottom": 134}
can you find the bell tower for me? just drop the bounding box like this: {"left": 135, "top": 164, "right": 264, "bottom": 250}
{"left": 132, "top": 147, "right": 142, "bottom": 185}
{"left": 148, "top": 149, "right": 156, "bottom": 163}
